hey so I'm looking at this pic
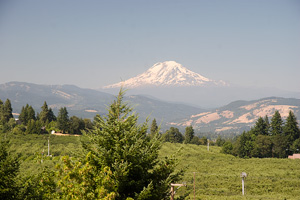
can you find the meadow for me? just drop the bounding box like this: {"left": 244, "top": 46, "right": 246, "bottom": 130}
{"left": 7, "top": 134, "right": 300, "bottom": 200}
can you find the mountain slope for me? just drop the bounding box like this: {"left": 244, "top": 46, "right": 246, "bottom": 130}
{"left": 2, "top": 82, "right": 299, "bottom": 134}
{"left": 102, "top": 61, "right": 300, "bottom": 108}
{"left": 104, "top": 61, "right": 228, "bottom": 88}
{"left": 169, "top": 97, "right": 300, "bottom": 133}
{"left": 0, "top": 82, "right": 204, "bottom": 125}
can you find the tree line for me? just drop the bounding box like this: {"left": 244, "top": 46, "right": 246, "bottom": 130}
{"left": 0, "top": 99, "right": 93, "bottom": 135}
{"left": 149, "top": 118, "right": 211, "bottom": 146}
{"left": 221, "top": 110, "right": 300, "bottom": 158}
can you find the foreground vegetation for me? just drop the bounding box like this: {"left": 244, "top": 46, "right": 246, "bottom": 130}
{"left": 161, "top": 143, "right": 300, "bottom": 199}
{"left": 1, "top": 94, "right": 300, "bottom": 199}
{"left": 3, "top": 135, "right": 300, "bottom": 199}
{"left": 1, "top": 91, "right": 182, "bottom": 199}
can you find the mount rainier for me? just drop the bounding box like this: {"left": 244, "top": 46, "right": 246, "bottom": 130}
{"left": 104, "top": 61, "right": 228, "bottom": 88}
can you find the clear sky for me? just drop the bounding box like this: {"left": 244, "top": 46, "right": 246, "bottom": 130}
{"left": 0, "top": 0, "right": 299, "bottom": 91}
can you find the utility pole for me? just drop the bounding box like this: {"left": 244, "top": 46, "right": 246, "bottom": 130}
{"left": 170, "top": 183, "right": 186, "bottom": 200}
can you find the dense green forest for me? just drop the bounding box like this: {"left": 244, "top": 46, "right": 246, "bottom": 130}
{"left": 220, "top": 110, "right": 300, "bottom": 158}
{"left": 1, "top": 93, "right": 300, "bottom": 199}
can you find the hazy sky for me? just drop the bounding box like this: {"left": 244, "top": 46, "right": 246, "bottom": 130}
{"left": 1, "top": 0, "right": 299, "bottom": 91}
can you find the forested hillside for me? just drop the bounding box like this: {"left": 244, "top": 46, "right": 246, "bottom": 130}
{"left": 221, "top": 110, "right": 300, "bottom": 158}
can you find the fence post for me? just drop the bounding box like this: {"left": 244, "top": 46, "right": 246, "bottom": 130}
{"left": 240, "top": 172, "right": 247, "bottom": 195}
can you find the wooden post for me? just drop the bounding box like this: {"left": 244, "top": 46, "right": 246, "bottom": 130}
{"left": 170, "top": 183, "right": 186, "bottom": 200}
{"left": 170, "top": 185, "right": 174, "bottom": 200}
{"left": 242, "top": 177, "right": 245, "bottom": 195}
{"left": 207, "top": 139, "right": 209, "bottom": 151}
{"left": 193, "top": 172, "right": 196, "bottom": 200}
{"left": 48, "top": 138, "right": 50, "bottom": 156}
{"left": 240, "top": 172, "right": 247, "bottom": 196}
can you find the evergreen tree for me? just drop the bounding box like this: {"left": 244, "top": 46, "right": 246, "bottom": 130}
{"left": 27, "top": 105, "right": 36, "bottom": 122}
{"left": 221, "top": 141, "right": 233, "bottom": 154}
{"left": 48, "top": 108, "right": 56, "bottom": 122}
{"left": 39, "top": 101, "right": 56, "bottom": 124}
{"left": 163, "top": 127, "right": 184, "bottom": 143}
{"left": 283, "top": 110, "right": 300, "bottom": 147}
{"left": 264, "top": 115, "right": 270, "bottom": 135}
{"left": 18, "top": 168, "right": 56, "bottom": 200}
{"left": 0, "top": 99, "right": 3, "bottom": 123}
{"left": 83, "top": 118, "right": 93, "bottom": 130}
{"left": 2, "top": 99, "right": 13, "bottom": 123}
{"left": 184, "top": 125, "right": 194, "bottom": 144}
{"left": 252, "top": 135, "right": 273, "bottom": 158}
{"left": 69, "top": 116, "right": 84, "bottom": 134}
{"left": 19, "top": 104, "right": 36, "bottom": 125}
{"left": 216, "top": 136, "right": 225, "bottom": 146}
{"left": 57, "top": 156, "right": 116, "bottom": 199}
{"left": 39, "top": 101, "right": 49, "bottom": 124}
{"left": 19, "top": 106, "right": 27, "bottom": 124}
{"left": 190, "top": 136, "right": 201, "bottom": 145}
{"left": 34, "top": 120, "right": 42, "bottom": 134}
{"left": 252, "top": 117, "right": 268, "bottom": 135}
{"left": 0, "top": 139, "right": 20, "bottom": 199}
{"left": 59, "top": 89, "right": 183, "bottom": 199}
{"left": 57, "top": 107, "right": 69, "bottom": 134}
{"left": 199, "top": 136, "right": 208, "bottom": 145}
{"left": 25, "top": 119, "right": 41, "bottom": 134}
{"left": 150, "top": 118, "right": 158, "bottom": 137}
{"left": 272, "top": 134, "right": 289, "bottom": 158}
{"left": 292, "top": 138, "right": 300, "bottom": 153}
{"left": 270, "top": 110, "right": 283, "bottom": 136}
{"left": 234, "top": 131, "right": 254, "bottom": 158}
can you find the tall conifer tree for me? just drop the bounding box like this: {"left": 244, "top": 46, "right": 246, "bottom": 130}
{"left": 2, "top": 99, "right": 13, "bottom": 123}
{"left": 39, "top": 101, "right": 49, "bottom": 124}
{"left": 184, "top": 125, "right": 194, "bottom": 144}
{"left": 150, "top": 118, "right": 158, "bottom": 137}
{"left": 0, "top": 139, "right": 20, "bottom": 199}
{"left": 264, "top": 115, "right": 270, "bottom": 135}
{"left": 283, "top": 110, "right": 300, "bottom": 146}
{"left": 57, "top": 107, "right": 69, "bottom": 133}
{"left": 59, "top": 89, "right": 184, "bottom": 199}
{"left": 252, "top": 117, "right": 268, "bottom": 135}
{"left": 270, "top": 110, "right": 283, "bottom": 135}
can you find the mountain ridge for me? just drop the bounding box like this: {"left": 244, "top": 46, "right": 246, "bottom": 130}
{"left": 169, "top": 96, "right": 300, "bottom": 133}
{"left": 1, "top": 81, "right": 299, "bottom": 134}
{"left": 0, "top": 81, "right": 204, "bottom": 128}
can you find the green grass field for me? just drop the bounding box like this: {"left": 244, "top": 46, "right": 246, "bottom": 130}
{"left": 161, "top": 143, "right": 300, "bottom": 200}
{"left": 7, "top": 134, "right": 300, "bottom": 199}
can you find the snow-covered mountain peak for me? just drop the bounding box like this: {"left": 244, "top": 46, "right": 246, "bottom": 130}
{"left": 103, "top": 61, "right": 228, "bottom": 89}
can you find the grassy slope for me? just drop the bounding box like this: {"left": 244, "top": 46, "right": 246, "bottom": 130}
{"left": 160, "top": 143, "right": 300, "bottom": 200}
{"left": 8, "top": 134, "right": 83, "bottom": 177}
{"left": 7, "top": 135, "right": 300, "bottom": 199}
